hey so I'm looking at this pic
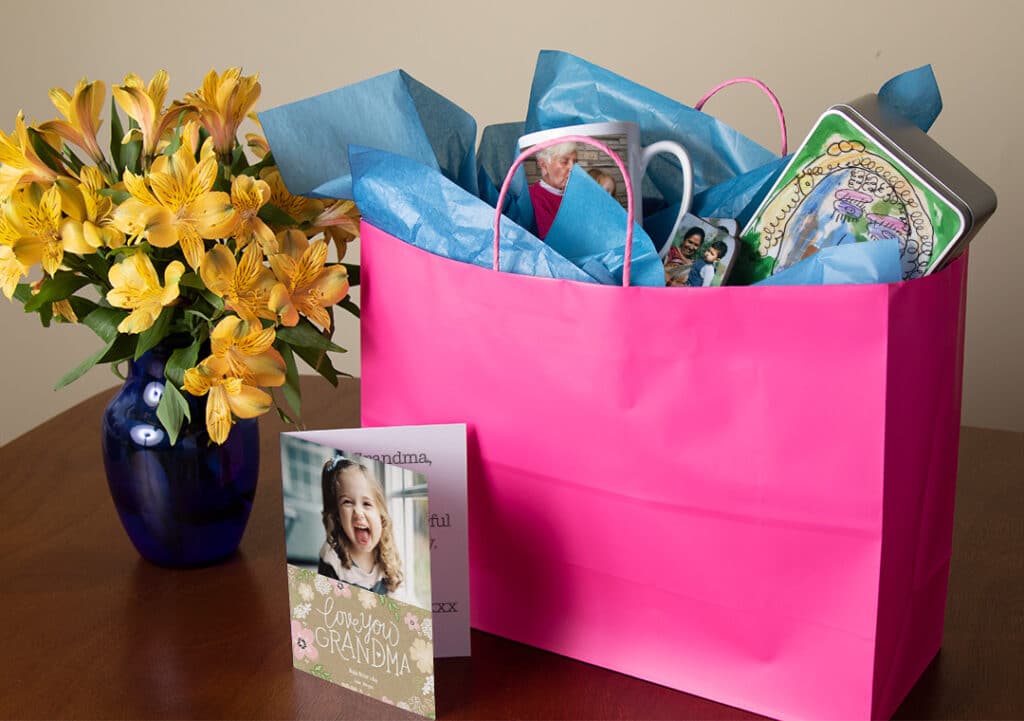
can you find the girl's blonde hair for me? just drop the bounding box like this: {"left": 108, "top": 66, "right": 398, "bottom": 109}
{"left": 321, "top": 457, "right": 403, "bottom": 593}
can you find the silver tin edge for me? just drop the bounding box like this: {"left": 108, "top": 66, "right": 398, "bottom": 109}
{"left": 835, "top": 95, "right": 997, "bottom": 234}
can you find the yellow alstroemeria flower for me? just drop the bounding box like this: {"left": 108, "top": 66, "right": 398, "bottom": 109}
{"left": 0, "top": 112, "right": 61, "bottom": 198}
{"left": 112, "top": 70, "right": 192, "bottom": 164}
{"left": 0, "top": 244, "right": 28, "bottom": 299}
{"left": 208, "top": 315, "right": 286, "bottom": 388}
{"left": 245, "top": 113, "right": 270, "bottom": 159}
{"left": 268, "top": 229, "right": 350, "bottom": 330}
{"left": 112, "top": 140, "right": 237, "bottom": 269}
{"left": 230, "top": 175, "right": 276, "bottom": 253}
{"left": 155, "top": 118, "right": 201, "bottom": 158}
{"left": 259, "top": 168, "right": 322, "bottom": 226}
{"left": 51, "top": 298, "right": 78, "bottom": 323}
{"left": 105, "top": 253, "right": 185, "bottom": 334}
{"left": 5, "top": 184, "right": 87, "bottom": 274}
{"left": 182, "top": 355, "right": 273, "bottom": 444}
{"left": 61, "top": 167, "right": 126, "bottom": 252}
{"left": 22, "top": 277, "right": 78, "bottom": 324}
{"left": 39, "top": 79, "right": 108, "bottom": 167}
{"left": 310, "top": 199, "right": 361, "bottom": 261}
{"left": 199, "top": 242, "right": 277, "bottom": 322}
{"left": 184, "top": 68, "right": 261, "bottom": 163}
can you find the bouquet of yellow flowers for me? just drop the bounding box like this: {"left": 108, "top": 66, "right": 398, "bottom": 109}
{"left": 0, "top": 68, "right": 360, "bottom": 444}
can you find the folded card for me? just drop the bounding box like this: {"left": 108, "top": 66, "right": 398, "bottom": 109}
{"left": 280, "top": 424, "right": 468, "bottom": 719}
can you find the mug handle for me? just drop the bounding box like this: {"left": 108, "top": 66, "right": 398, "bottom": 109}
{"left": 638, "top": 140, "right": 694, "bottom": 261}
{"left": 695, "top": 77, "right": 788, "bottom": 156}
{"left": 493, "top": 134, "right": 636, "bottom": 286}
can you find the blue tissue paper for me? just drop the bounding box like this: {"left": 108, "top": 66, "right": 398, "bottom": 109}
{"left": 755, "top": 238, "right": 903, "bottom": 286}
{"left": 260, "top": 70, "right": 477, "bottom": 200}
{"left": 545, "top": 165, "right": 665, "bottom": 286}
{"left": 350, "top": 146, "right": 598, "bottom": 284}
{"left": 525, "top": 50, "right": 778, "bottom": 205}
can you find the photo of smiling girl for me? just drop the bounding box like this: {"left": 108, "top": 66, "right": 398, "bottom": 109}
{"left": 318, "top": 456, "right": 405, "bottom": 597}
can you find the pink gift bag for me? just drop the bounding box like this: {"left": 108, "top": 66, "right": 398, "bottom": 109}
{"left": 359, "top": 135, "right": 968, "bottom": 720}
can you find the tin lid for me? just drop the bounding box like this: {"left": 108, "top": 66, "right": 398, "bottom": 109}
{"left": 832, "top": 94, "right": 997, "bottom": 233}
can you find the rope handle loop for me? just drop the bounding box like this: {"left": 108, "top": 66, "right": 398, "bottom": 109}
{"left": 493, "top": 133, "right": 636, "bottom": 286}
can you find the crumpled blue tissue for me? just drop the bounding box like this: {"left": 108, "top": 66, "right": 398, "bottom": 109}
{"left": 755, "top": 238, "right": 903, "bottom": 286}
{"left": 350, "top": 146, "right": 597, "bottom": 283}
{"left": 525, "top": 50, "right": 779, "bottom": 206}
{"left": 260, "top": 70, "right": 477, "bottom": 200}
{"left": 544, "top": 165, "right": 665, "bottom": 286}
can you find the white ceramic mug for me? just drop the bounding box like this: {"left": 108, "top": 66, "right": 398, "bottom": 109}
{"left": 517, "top": 121, "right": 693, "bottom": 241}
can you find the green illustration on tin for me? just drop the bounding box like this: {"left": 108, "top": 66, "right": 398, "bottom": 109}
{"left": 735, "top": 111, "right": 963, "bottom": 284}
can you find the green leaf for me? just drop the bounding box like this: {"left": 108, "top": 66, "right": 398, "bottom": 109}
{"left": 275, "top": 319, "right": 345, "bottom": 353}
{"left": 24, "top": 272, "right": 91, "bottom": 312}
{"left": 110, "top": 363, "right": 126, "bottom": 381}
{"left": 60, "top": 144, "right": 86, "bottom": 175}
{"left": 212, "top": 169, "right": 231, "bottom": 193}
{"left": 59, "top": 253, "right": 105, "bottom": 285}
{"left": 55, "top": 334, "right": 133, "bottom": 390}
{"left": 257, "top": 202, "right": 297, "bottom": 227}
{"left": 27, "top": 127, "right": 67, "bottom": 175}
{"left": 82, "top": 307, "right": 128, "bottom": 342}
{"left": 179, "top": 272, "right": 205, "bottom": 290}
{"left": 110, "top": 96, "right": 124, "bottom": 173}
{"left": 160, "top": 111, "right": 188, "bottom": 157}
{"left": 291, "top": 342, "right": 339, "bottom": 387}
{"left": 278, "top": 342, "right": 302, "bottom": 419}
{"left": 97, "top": 334, "right": 137, "bottom": 364}
{"left": 134, "top": 306, "right": 175, "bottom": 359}
{"left": 85, "top": 252, "right": 111, "bottom": 285}
{"left": 198, "top": 289, "right": 225, "bottom": 314}
{"left": 275, "top": 404, "right": 294, "bottom": 425}
{"left": 337, "top": 295, "right": 360, "bottom": 319}
{"left": 156, "top": 382, "right": 191, "bottom": 447}
{"left": 97, "top": 188, "right": 131, "bottom": 204}
{"left": 67, "top": 296, "right": 100, "bottom": 319}
{"left": 184, "top": 308, "right": 214, "bottom": 324}
{"left": 108, "top": 241, "right": 150, "bottom": 257}
{"left": 341, "top": 263, "right": 360, "bottom": 286}
{"left": 13, "top": 283, "right": 31, "bottom": 303}
{"left": 121, "top": 117, "right": 142, "bottom": 175}
{"left": 239, "top": 151, "right": 275, "bottom": 177}
{"left": 38, "top": 302, "right": 53, "bottom": 327}
{"left": 55, "top": 342, "right": 110, "bottom": 390}
{"left": 58, "top": 254, "right": 86, "bottom": 273}
{"left": 165, "top": 340, "right": 200, "bottom": 388}
{"left": 230, "top": 143, "right": 249, "bottom": 175}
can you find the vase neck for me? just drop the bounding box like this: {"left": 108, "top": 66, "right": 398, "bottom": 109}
{"left": 128, "top": 336, "right": 198, "bottom": 381}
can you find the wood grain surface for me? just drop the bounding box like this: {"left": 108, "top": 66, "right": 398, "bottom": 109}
{"left": 0, "top": 377, "right": 1020, "bottom": 719}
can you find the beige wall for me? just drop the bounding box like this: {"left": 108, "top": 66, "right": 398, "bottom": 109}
{"left": 0, "top": 0, "right": 1018, "bottom": 444}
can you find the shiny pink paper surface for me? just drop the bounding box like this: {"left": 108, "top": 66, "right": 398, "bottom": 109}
{"left": 359, "top": 222, "right": 967, "bottom": 720}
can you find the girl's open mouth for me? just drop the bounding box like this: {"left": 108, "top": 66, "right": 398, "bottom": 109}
{"left": 354, "top": 524, "right": 371, "bottom": 546}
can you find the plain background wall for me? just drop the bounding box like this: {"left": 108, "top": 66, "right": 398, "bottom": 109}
{"left": 0, "top": 0, "right": 1017, "bottom": 445}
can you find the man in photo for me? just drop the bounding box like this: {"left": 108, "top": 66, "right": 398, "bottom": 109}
{"left": 528, "top": 141, "right": 577, "bottom": 239}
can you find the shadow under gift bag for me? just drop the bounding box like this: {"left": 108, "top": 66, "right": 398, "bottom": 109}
{"left": 359, "top": 136, "right": 971, "bottom": 720}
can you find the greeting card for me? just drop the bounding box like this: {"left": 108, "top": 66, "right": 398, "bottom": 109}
{"left": 280, "top": 424, "right": 468, "bottom": 719}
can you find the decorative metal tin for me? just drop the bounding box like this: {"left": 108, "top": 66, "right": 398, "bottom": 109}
{"left": 738, "top": 94, "right": 996, "bottom": 282}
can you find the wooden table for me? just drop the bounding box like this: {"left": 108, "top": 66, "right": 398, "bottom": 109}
{"left": 1, "top": 377, "right": 1021, "bottom": 720}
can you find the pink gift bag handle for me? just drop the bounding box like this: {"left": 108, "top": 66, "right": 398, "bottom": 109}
{"left": 695, "top": 77, "right": 788, "bottom": 156}
{"left": 493, "top": 134, "right": 636, "bottom": 286}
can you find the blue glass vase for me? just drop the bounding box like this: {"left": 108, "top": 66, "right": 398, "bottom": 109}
{"left": 101, "top": 342, "right": 259, "bottom": 567}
